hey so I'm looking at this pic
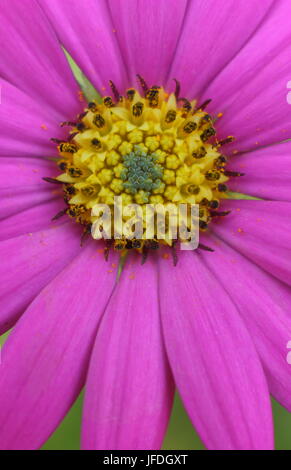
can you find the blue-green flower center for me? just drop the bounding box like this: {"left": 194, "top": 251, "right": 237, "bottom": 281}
{"left": 120, "top": 146, "right": 163, "bottom": 202}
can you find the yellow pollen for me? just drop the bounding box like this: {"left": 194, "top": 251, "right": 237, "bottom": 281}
{"left": 54, "top": 85, "right": 231, "bottom": 252}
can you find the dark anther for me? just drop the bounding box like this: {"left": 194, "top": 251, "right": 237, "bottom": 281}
{"left": 201, "top": 127, "right": 216, "bottom": 142}
{"left": 165, "top": 110, "right": 177, "bottom": 123}
{"left": 141, "top": 247, "right": 149, "bottom": 265}
{"left": 91, "top": 138, "right": 102, "bottom": 149}
{"left": 104, "top": 240, "right": 113, "bottom": 261}
{"left": 178, "top": 98, "right": 191, "bottom": 112}
{"left": 198, "top": 243, "right": 215, "bottom": 252}
{"left": 115, "top": 240, "right": 126, "bottom": 250}
{"left": 78, "top": 111, "right": 88, "bottom": 120}
{"left": 214, "top": 155, "right": 227, "bottom": 166}
{"left": 109, "top": 80, "right": 121, "bottom": 102}
{"left": 42, "top": 177, "right": 64, "bottom": 185}
{"left": 200, "top": 198, "right": 209, "bottom": 206}
{"left": 68, "top": 132, "right": 78, "bottom": 142}
{"left": 173, "top": 78, "right": 181, "bottom": 99}
{"left": 210, "top": 210, "right": 231, "bottom": 217}
{"left": 224, "top": 170, "right": 245, "bottom": 177}
{"left": 217, "top": 183, "right": 228, "bottom": 192}
{"left": 146, "top": 87, "right": 159, "bottom": 107}
{"left": 127, "top": 89, "right": 136, "bottom": 101}
{"left": 51, "top": 208, "right": 67, "bottom": 221}
{"left": 51, "top": 138, "right": 63, "bottom": 144}
{"left": 199, "top": 99, "right": 212, "bottom": 111}
{"left": 76, "top": 122, "right": 86, "bottom": 132}
{"left": 93, "top": 114, "right": 106, "bottom": 128}
{"left": 68, "top": 167, "right": 82, "bottom": 177}
{"left": 192, "top": 146, "right": 207, "bottom": 159}
{"left": 216, "top": 136, "right": 235, "bottom": 147}
{"left": 58, "top": 161, "right": 68, "bottom": 171}
{"left": 132, "top": 102, "right": 144, "bottom": 117}
{"left": 132, "top": 239, "right": 142, "bottom": 249}
{"left": 171, "top": 242, "right": 178, "bottom": 266}
{"left": 208, "top": 200, "right": 219, "bottom": 209}
{"left": 183, "top": 121, "right": 197, "bottom": 134}
{"left": 65, "top": 185, "right": 76, "bottom": 195}
{"left": 146, "top": 239, "right": 159, "bottom": 250}
{"left": 60, "top": 121, "right": 76, "bottom": 127}
{"left": 88, "top": 102, "right": 97, "bottom": 111}
{"left": 80, "top": 225, "right": 92, "bottom": 247}
{"left": 199, "top": 114, "right": 212, "bottom": 128}
{"left": 205, "top": 170, "right": 220, "bottom": 181}
{"left": 59, "top": 143, "right": 78, "bottom": 153}
{"left": 125, "top": 240, "right": 133, "bottom": 249}
{"left": 136, "top": 74, "right": 149, "bottom": 95}
{"left": 199, "top": 220, "right": 208, "bottom": 230}
{"left": 103, "top": 96, "right": 115, "bottom": 108}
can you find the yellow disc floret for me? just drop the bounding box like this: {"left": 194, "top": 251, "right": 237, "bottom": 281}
{"left": 53, "top": 83, "right": 233, "bottom": 252}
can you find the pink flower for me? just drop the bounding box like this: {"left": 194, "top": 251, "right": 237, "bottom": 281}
{"left": 0, "top": 0, "right": 291, "bottom": 450}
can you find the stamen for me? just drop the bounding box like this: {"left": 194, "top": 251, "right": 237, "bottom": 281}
{"left": 198, "top": 243, "right": 215, "bottom": 252}
{"left": 173, "top": 78, "right": 181, "bottom": 99}
{"left": 52, "top": 208, "right": 67, "bottom": 221}
{"left": 224, "top": 170, "right": 245, "bottom": 177}
{"left": 199, "top": 99, "right": 212, "bottom": 111}
{"left": 136, "top": 74, "right": 149, "bottom": 94}
{"left": 216, "top": 136, "right": 235, "bottom": 147}
{"left": 43, "top": 177, "right": 64, "bottom": 185}
{"left": 109, "top": 80, "right": 120, "bottom": 102}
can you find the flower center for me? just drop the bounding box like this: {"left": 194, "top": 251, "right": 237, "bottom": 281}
{"left": 49, "top": 80, "right": 238, "bottom": 256}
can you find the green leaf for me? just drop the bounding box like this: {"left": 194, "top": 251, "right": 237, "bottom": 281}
{"left": 63, "top": 48, "right": 101, "bottom": 103}
{"left": 116, "top": 252, "right": 128, "bottom": 282}
{"left": 226, "top": 191, "right": 262, "bottom": 200}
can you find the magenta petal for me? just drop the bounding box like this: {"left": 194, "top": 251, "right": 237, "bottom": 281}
{"left": 167, "top": 0, "right": 273, "bottom": 97}
{"left": 0, "top": 198, "right": 66, "bottom": 241}
{"left": 227, "top": 142, "right": 291, "bottom": 202}
{"left": 158, "top": 252, "right": 273, "bottom": 450}
{"left": 82, "top": 255, "right": 174, "bottom": 450}
{"left": 203, "top": 1, "right": 291, "bottom": 151}
{"left": 0, "top": 224, "right": 82, "bottom": 334}
{"left": 0, "top": 80, "right": 69, "bottom": 158}
{"left": 212, "top": 200, "right": 291, "bottom": 286}
{"left": 0, "top": 157, "right": 57, "bottom": 188}
{"left": 201, "top": 235, "right": 291, "bottom": 412}
{"left": 108, "top": 0, "right": 188, "bottom": 87}
{"left": 0, "top": 0, "right": 82, "bottom": 118}
{"left": 0, "top": 185, "right": 57, "bottom": 220}
{"left": 40, "top": 0, "right": 128, "bottom": 94}
{"left": 0, "top": 245, "right": 118, "bottom": 450}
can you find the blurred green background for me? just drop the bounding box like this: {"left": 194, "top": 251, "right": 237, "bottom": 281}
{"left": 0, "top": 332, "right": 290, "bottom": 450}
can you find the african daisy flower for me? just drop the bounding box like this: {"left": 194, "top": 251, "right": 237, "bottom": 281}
{"left": 0, "top": 0, "right": 291, "bottom": 451}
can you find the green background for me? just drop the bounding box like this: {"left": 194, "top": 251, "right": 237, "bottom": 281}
{"left": 0, "top": 332, "right": 290, "bottom": 450}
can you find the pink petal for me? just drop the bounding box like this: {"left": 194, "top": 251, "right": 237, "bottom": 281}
{"left": 0, "top": 244, "right": 118, "bottom": 450}
{"left": 0, "top": 0, "right": 82, "bottom": 118}
{"left": 227, "top": 142, "right": 291, "bottom": 202}
{"left": 0, "top": 198, "right": 66, "bottom": 242}
{"left": 0, "top": 157, "right": 57, "bottom": 188}
{"left": 212, "top": 200, "right": 291, "bottom": 286}
{"left": 40, "top": 0, "right": 128, "bottom": 94}
{"left": 82, "top": 254, "right": 174, "bottom": 450}
{"left": 0, "top": 80, "right": 69, "bottom": 158}
{"left": 158, "top": 251, "right": 274, "bottom": 450}
{"left": 0, "top": 185, "right": 58, "bottom": 220}
{"left": 108, "top": 0, "right": 188, "bottom": 87}
{"left": 0, "top": 223, "right": 82, "bottom": 334}
{"left": 202, "top": 1, "right": 291, "bottom": 152}
{"left": 0, "top": 156, "right": 60, "bottom": 219}
{"left": 201, "top": 235, "right": 291, "bottom": 412}
{"left": 167, "top": 0, "right": 274, "bottom": 97}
